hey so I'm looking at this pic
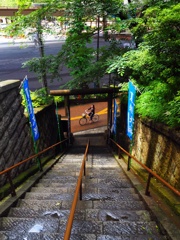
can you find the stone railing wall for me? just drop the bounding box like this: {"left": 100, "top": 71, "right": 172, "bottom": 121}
{"left": 0, "top": 80, "right": 59, "bottom": 188}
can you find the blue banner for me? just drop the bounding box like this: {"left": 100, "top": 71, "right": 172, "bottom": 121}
{"left": 113, "top": 99, "right": 118, "bottom": 134}
{"left": 127, "top": 81, "right": 136, "bottom": 140}
{"left": 23, "top": 78, "right": 39, "bottom": 141}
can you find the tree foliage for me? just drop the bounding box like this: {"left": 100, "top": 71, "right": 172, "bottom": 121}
{"left": 45, "top": 0, "right": 124, "bottom": 89}
{"left": 107, "top": 1, "right": 180, "bottom": 128}
{"left": 4, "top": 0, "right": 180, "bottom": 128}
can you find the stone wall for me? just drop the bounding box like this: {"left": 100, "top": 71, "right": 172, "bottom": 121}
{"left": 0, "top": 80, "right": 33, "bottom": 187}
{"left": 117, "top": 102, "right": 180, "bottom": 192}
{"left": 0, "top": 80, "right": 59, "bottom": 188}
{"left": 132, "top": 118, "right": 180, "bottom": 191}
{"left": 35, "top": 104, "right": 59, "bottom": 157}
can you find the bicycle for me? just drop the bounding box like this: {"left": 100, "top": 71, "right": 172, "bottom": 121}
{"left": 79, "top": 111, "right": 99, "bottom": 126}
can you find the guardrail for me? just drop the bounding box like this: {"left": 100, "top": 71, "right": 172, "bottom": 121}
{"left": 109, "top": 138, "right": 180, "bottom": 197}
{"left": 0, "top": 138, "right": 68, "bottom": 197}
{"left": 64, "top": 140, "right": 90, "bottom": 240}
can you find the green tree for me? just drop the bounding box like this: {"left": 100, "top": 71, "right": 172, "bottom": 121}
{"left": 5, "top": 0, "right": 125, "bottom": 90}
{"left": 40, "top": 0, "right": 125, "bottom": 89}
{"left": 5, "top": 0, "right": 65, "bottom": 95}
{"left": 107, "top": 1, "right": 180, "bottom": 128}
{"left": 0, "top": 0, "right": 17, "bottom": 7}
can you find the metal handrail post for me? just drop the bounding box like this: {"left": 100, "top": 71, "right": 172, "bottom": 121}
{"left": 6, "top": 172, "right": 16, "bottom": 197}
{"left": 80, "top": 179, "right": 82, "bottom": 201}
{"left": 84, "top": 158, "right": 86, "bottom": 176}
{"left": 118, "top": 148, "right": 121, "bottom": 159}
{"left": 127, "top": 156, "right": 131, "bottom": 171}
{"left": 145, "top": 173, "right": 153, "bottom": 196}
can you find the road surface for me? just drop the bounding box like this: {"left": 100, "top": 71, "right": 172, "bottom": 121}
{"left": 0, "top": 38, "right": 68, "bottom": 90}
{"left": 58, "top": 101, "right": 108, "bottom": 133}
{"left": 0, "top": 37, "right": 110, "bottom": 91}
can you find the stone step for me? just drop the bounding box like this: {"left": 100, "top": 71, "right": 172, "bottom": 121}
{"left": 81, "top": 192, "right": 140, "bottom": 201}
{"left": 24, "top": 192, "right": 74, "bottom": 201}
{"left": 8, "top": 207, "right": 70, "bottom": 219}
{"left": 44, "top": 171, "right": 80, "bottom": 177}
{"left": 71, "top": 220, "right": 165, "bottom": 238}
{"left": 0, "top": 232, "right": 167, "bottom": 240}
{"left": 0, "top": 218, "right": 165, "bottom": 239}
{"left": 44, "top": 168, "right": 127, "bottom": 176}
{"left": 9, "top": 207, "right": 152, "bottom": 222}
{"left": 36, "top": 182, "right": 77, "bottom": 188}
{"left": 35, "top": 180, "right": 132, "bottom": 189}
{"left": 0, "top": 217, "right": 61, "bottom": 233}
{"left": 17, "top": 199, "right": 93, "bottom": 210}
{"left": 16, "top": 199, "right": 146, "bottom": 211}
{"left": 83, "top": 179, "right": 133, "bottom": 188}
{"left": 30, "top": 186, "right": 137, "bottom": 195}
{"left": 24, "top": 190, "right": 140, "bottom": 201}
{"left": 30, "top": 186, "right": 75, "bottom": 193}
{"left": 38, "top": 175, "right": 78, "bottom": 184}
{"left": 40, "top": 173, "right": 78, "bottom": 182}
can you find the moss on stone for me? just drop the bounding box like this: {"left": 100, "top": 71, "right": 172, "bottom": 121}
{"left": 113, "top": 152, "right": 180, "bottom": 217}
{"left": 0, "top": 155, "right": 53, "bottom": 200}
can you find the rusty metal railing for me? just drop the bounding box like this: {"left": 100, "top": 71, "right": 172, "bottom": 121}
{"left": 64, "top": 140, "right": 90, "bottom": 240}
{"left": 0, "top": 138, "right": 68, "bottom": 197}
{"left": 109, "top": 138, "right": 180, "bottom": 197}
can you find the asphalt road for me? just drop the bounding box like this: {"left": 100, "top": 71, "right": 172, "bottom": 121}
{"left": 0, "top": 37, "right": 110, "bottom": 91}
{"left": 0, "top": 39, "right": 68, "bottom": 90}
{"left": 58, "top": 101, "right": 108, "bottom": 133}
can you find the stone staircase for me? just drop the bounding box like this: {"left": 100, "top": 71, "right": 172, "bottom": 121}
{"left": 0, "top": 140, "right": 171, "bottom": 240}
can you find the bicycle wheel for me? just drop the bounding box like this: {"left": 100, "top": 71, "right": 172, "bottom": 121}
{"left": 92, "top": 114, "right": 99, "bottom": 122}
{"left": 79, "top": 117, "right": 87, "bottom": 126}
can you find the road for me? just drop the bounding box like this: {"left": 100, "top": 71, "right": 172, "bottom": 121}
{"left": 58, "top": 101, "right": 108, "bottom": 133}
{"left": 0, "top": 37, "right": 110, "bottom": 91}
{"left": 0, "top": 38, "right": 69, "bottom": 90}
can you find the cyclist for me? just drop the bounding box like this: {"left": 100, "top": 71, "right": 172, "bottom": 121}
{"left": 86, "top": 104, "right": 95, "bottom": 123}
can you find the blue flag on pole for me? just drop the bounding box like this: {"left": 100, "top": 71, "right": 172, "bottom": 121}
{"left": 23, "top": 78, "right": 39, "bottom": 141}
{"left": 113, "top": 99, "right": 118, "bottom": 134}
{"left": 127, "top": 81, "right": 136, "bottom": 140}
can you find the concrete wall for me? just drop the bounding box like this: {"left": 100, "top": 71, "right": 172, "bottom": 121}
{"left": 0, "top": 80, "right": 58, "bottom": 188}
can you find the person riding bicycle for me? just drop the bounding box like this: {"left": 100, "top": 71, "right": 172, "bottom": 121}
{"left": 86, "top": 104, "right": 95, "bottom": 123}
{"left": 79, "top": 104, "right": 98, "bottom": 126}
